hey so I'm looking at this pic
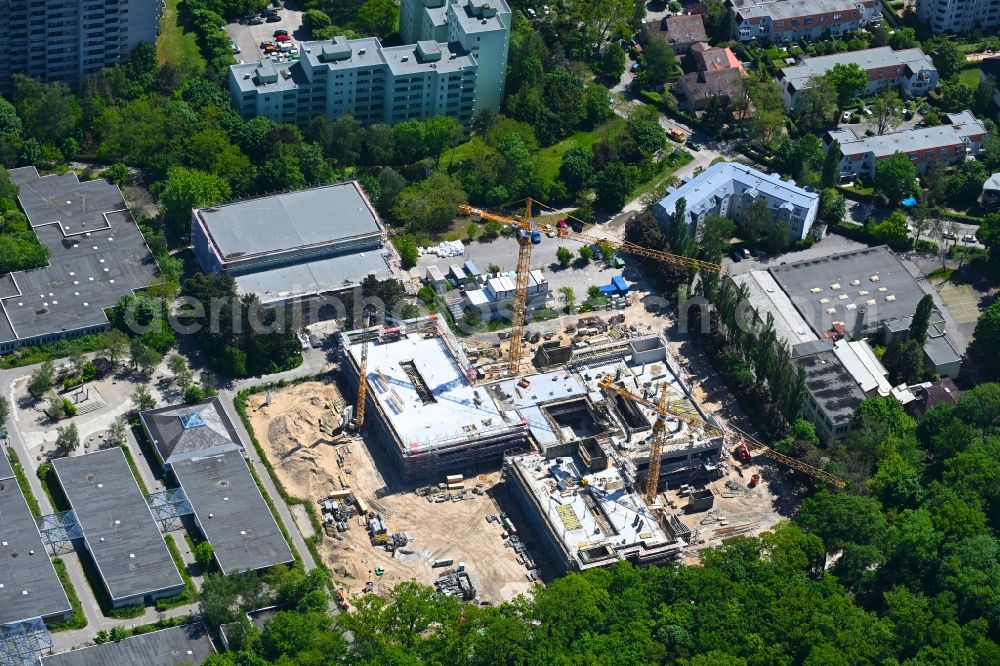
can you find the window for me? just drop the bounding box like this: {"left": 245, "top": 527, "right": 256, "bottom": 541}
{"left": 833, "top": 12, "right": 842, "bottom": 18}
{"left": 805, "top": 17, "right": 814, "bottom": 23}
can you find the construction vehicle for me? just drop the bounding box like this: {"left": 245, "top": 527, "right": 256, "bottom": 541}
{"left": 597, "top": 375, "right": 847, "bottom": 495}
{"left": 459, "top": 201, "right": 722, "bottom": 376}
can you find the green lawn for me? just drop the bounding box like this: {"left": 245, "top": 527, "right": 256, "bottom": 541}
{"left": 958, "top": 68, "right": 981, "bottom": 89}
{"left": 533, "top": 129, "right": 606, "bottom": 182}
{"left": 157, "top": 0, "right": 206, "bottom": 73}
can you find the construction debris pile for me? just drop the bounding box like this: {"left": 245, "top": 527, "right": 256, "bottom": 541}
{"left": 320, "top": 495, "right": 354, "bottom": 533}
{"left": 417, "top": 474, "right": 487, "bottom": 503}
{"left": 366, "top": 511, "right": 409, "bottom": 553}
{"left": 435, "top": 565, "right": 477, "bottom": 601}
{"left": 490, "top": 512, "right": 539, "bottom": 582}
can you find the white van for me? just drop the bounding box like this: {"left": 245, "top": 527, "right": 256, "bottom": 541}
{"left": 277, "top": 41, "right": 293, "bottom": 53}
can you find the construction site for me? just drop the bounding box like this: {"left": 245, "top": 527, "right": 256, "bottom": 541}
{"left": 246, "top": 198, "right": 847, "bottom": 601}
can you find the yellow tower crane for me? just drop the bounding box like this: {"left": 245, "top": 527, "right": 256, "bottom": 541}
{"left": 598, "top": 376, "right": 847, "bottom": 497}
{"left": 459, "top": 202, "right": 724, "bottom": 377}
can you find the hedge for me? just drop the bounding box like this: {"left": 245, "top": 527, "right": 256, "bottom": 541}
{"left": 48, "top": 559, "right": 88, "bottom": 632}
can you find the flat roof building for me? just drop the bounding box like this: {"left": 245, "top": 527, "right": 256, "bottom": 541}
{"left": 793, "top": 339, "right": 867, "bottom": 441}
{"left": 52, "top": 449, "right": 184, "bottom": 608}
{"left": 0, "top": 168, "right": 158, "bottom": 352}
{"left": 826, "top": 111, "right": 986, "bottom": 179}
{"left": 653, "top": 162, "right": 820, "bottom": 242}
{"left": 41, "top": 623, "right": 215, "bottom": 666}
{"left": 140, "top": 399, "right": 294, "bottom": 574}
{"left": 505, "top": 453, "right": 684, "bottom": 575}
{"left": 916, "top": 0, "right": 1000, "bottom": 34}
{"left": 729, "top": 0, "right": 882, "bottom": 43}
{"left": 0, "top": 447, "right": 72, "bottom": 626}
{"left": 171, "top": 450, "right": 294, "bottom": 575}
{"left": 192, "top": 182, "right": 396, "bottom": 310}
{"left": 778, "top": 47, "right": 938, "bottom": 109}
{"left": 769, "top": 245, "right": 962, "bottom": 378}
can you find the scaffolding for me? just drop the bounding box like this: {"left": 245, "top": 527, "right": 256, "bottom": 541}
{"left": 35, "top": 510, "right": 83, "bottom": 555}
{"left": 0, "top": 618, "right": 53, "bottom": 666}
{"left": 146, "top": 487, "right": 194, "bottom": 532}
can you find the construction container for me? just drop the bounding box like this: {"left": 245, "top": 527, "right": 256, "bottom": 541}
{"left": 329, "top": 489, "right": 352, "bottom": 500}
{"left": 445, "top": 474, "right": 464, "bottom": 484}
{"left": 355, "top": 497, "right": 369, "bottom": 515}
{"left": 433, "top": 558, "right": 454, "bottom": 568}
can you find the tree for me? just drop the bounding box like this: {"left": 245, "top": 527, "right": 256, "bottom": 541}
{"left": 639, "top": 38, "right": 677, "bottom": 87}
{"left": 883, "top": 338, "right": 925, "bottom": 384}
{"left": 875, "top": 152, "right": 917, "bottom": 205}
{"left": 129, "top": 338, "right": 161, "bottom": 374}
{"left": 596, "top": 42, "right": 626, "bottom": 81}
{"left": 393, "top": 234, "right": 419, "bottom": 270}
{"left": 302, "top": 9, "right": 332, "bottom": 32}
{"left": 578, "top": 245, "right": 594, "bottom": 265}
{"left": 822, "top": 140, "right": 842, "bottom": 188}
{"left": 131, "top": 385, "right": 156, "bottom": 412}
{"left": 937, "top": 79, "right": 975, "bottom": 113}
{"left": 106, "top": 418, "right": 127, "bottom": 448}
{"left": 392, "top": 173, "right": 466, "bottom": 232}
{"left": 559, "top": 286, "right": 576, "bottom": 313}
{"left": 594, "top": 162, "right": 633, "bottom": 211}
{"left": 101, "top": 329, "right": 130, "bottom": 369}
{"left": 973, "top": 299, "right": 1000, "bottom": 373}
{"left": 826, "top": 63, "right": 868, "bottom": 108}
{"left": 763, "top": 217, "right": 791, "bottom": 254}
{"left": 55, "top": 423, "right": 80, "bottom": 454}
{"left": 559, "top": 146, "right": 595, "bottom": 194}
{"left": 889, "top": 27, "right": 917, "bottom": 50}
{"left": 869, "top": 211, "right": 911, "bottom": 250}
{"left": 10, "top": 75, "right": 81, "bottom": 144}
{"left": 104, "top": 163, "right": 130, "bottom": 186}
{"left": 910, "top": 294, "right": 934, "bottom": 345}
{"left": 27, "top": 361, "right": 55, "bottom": 398}
{"left": 0, "top": 96, "right": 22, "bottom": 136}
{"left": 422, "top": 116, "right": 462, "bottom": 160}
{"left": 925, "top": 37, "right": 964, "bottom": 79}
{"left": 556, "top": 246, "right": 573, "bottom": 269}
{"left": 0, "top": 395, "right": 8, "bottom": 426}
{"left": 742, "top": 197, "right": 774, "bottom": 244}
{"left": 158, "top": 166, "right": 230, "bottom": 235}
{"left": 819, "top": 188, "right": 846, "bottom": 226}
{"left": 869, "top": 90, "right": 902, "bottom": 135}
{"left": 793, "top": 76, "right": 838, "bottom": 132}
{"left": 193, "top": 541, "right": 215, "bottom": 571}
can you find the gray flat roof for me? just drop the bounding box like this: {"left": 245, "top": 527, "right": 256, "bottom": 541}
{"left": 735, "top": 0, "right": 868, "bottom": 20}
{"left": 171, "top": 449, "right": 294, "bottom": 575}
{"left": 233, "top": 249, "right": 394, "bottom": 303}
{"left": 139, "top": 398, "right": 243, "bottom": 466}
{"left": 52, "top": 449, "right": 182, "bottom": 603}
{"left": 793, "top": 340, "right": 866, "bottom": 425}
{"left": 450, "top": 0, "right": 510, "bottom": 34}
{"left": 1, "top": 168, "right": 158, "bottom": 345}
{"left": 196, "top": 181, "right": 382, "bottom": 261}
{"left": 0, "top": 476, "right": 72, "bottom": 624}
{"left": 41, "top": 623, "right": 215, "bottom": 666}
{"left": 0, "top": 447, "right": 14, "bottom": 480}
{"left": 769, "top": 246, "right": 931, "bottom": 335}
{"left": 733, "top": 271, "right": 819, "bottom": 346}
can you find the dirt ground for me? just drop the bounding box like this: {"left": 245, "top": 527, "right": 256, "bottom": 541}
{"left": 245, "top": 381, "right": 536, "bottom": 603}
{"left": 664, "top": 456, "right": 809, "bottom": 565}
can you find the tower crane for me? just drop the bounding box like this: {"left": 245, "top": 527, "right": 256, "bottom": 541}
{"left": 598, "top": 376, "right": 847, "bottom": 494}
{"left": 352, "top": 316, "right": 371, "bottom": 431}
{"left": 458, "top": 201, "right": 724, "bottom": 377}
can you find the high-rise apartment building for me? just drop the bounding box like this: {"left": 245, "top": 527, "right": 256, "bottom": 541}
{"left": 915, "top": 0, "right": 1000, "bottom": 34}
{"left": 229, "top": 0, "right": 510, "bottom": 129}
{"left": 400, "top": 0, "right": 511, "bottom": 111}
{"left": 230, "top": 38, "right": 479, "bottom": 127}
{"left": 0, "top": 0, "right": 161, "bottom": 93}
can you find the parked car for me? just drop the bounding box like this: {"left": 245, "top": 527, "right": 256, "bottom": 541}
{"left": 273, "top": 29, "right": 289, "bottom": 37}
{"left": 963, "top": 234, "right": 978, "bottom": 243}
{"left": 239, "top": 13, "right": 258, "bottom": 23}
{"left": 841, "top": 111, "right": 851, "bottom": 123}
{"left": 230, "top": 40, "right": 240, "bottom": 53}
{"left": 248, "top": 16, "right": 264, "bottom": 24}
{"left": 630, "top": 62, "right": 640, "bottom": 73}
{"left": 730, "top": 248, "right": 750, "bottom": 262}
{"left": 266, "top": 13, "right": 281, "bottom": 22}
{"left": 275, "top": 33, "right": 291, "bottom": 41}
{"left": 526, "top": 7, "right": 536, "bottom": 17}
{"left": 942, "top": 231, "right": 958, "bottom": 240}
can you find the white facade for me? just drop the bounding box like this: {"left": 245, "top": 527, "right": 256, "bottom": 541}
{"left": 729, "top": 0, "right": 881, "bottom": 44}
{"left": 230, "top": 38, "right": 479, "bottom": 127}
{"left": 916, "top": 0, "right": 1000, "bottom": 34}
{"left": 401, "top": 0, "right": 512, "bottom": 113}
{"left": 653, "top": 162, "right": 821, "bottom": 242}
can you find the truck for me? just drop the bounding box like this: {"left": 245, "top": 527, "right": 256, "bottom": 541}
{"left": 668, "top": 128, "right": 687, "bottom": 143}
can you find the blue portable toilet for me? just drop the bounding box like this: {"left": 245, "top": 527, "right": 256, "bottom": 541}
{"left": 611, "top": 275, "right": 629, "bottom": 294}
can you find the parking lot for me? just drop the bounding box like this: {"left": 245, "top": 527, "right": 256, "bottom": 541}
{"left": 225, "top": 5, "right": 305, "bottom": 66}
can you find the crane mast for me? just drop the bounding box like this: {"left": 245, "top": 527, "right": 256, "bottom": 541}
{"left": 644, "top": 386, "right": 671, "bottom": 503}
{"left": 599, "top": 376, "right": 846, "bottom": 490}
{"left": 353, "top": 316, "right": 370, "bottom": 431}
